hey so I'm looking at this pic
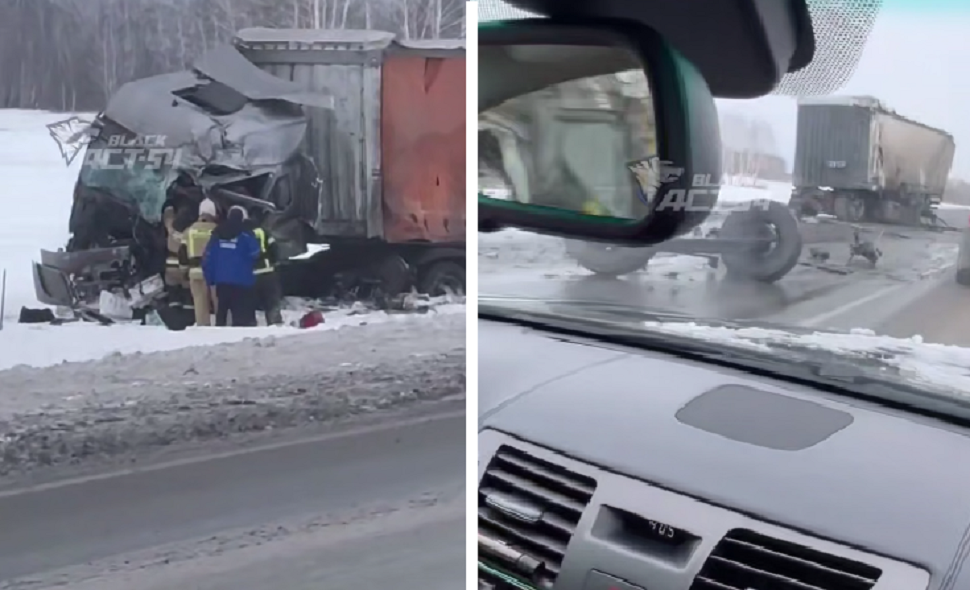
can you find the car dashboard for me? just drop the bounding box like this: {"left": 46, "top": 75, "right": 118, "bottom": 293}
{"left": 478, "top": 317, "right": 970, "bottom": 590}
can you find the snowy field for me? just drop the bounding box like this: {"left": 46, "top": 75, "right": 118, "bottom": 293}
{"left": 0, "top": 110, "right": 85, "bottom": 317}
{"left": 0, "top": 109, "right": 465, "bottom": 373}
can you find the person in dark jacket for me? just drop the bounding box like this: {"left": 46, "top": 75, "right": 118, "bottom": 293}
{"left": 243, "top": 217, "right": 284, "bottom": 325}
{"left": 202, "top": 205, "right": 260, "bottom": 327}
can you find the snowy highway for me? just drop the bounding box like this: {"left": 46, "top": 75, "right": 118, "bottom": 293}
{"left": 0, "top": 407, "right": 464, "bottom": 589}
{"left": 0, "top": 314, "right": 465, "bottom": 588}
{"left": 480, "top": 203, "right": 970, "bottom": 348}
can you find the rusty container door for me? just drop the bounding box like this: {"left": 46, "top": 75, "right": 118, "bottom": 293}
{"left": 234, "top": 29, "right": 392, "bottom": 239}
{"left": 380, "top": 40, "right": 465, "bottom": 244}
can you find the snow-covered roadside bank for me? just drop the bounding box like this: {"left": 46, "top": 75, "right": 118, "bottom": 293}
{"left": 0, "top": 300, "right": 464, "bottom": 370}
{"left": 0, "top": 313, "right": 464, "bottom": 479}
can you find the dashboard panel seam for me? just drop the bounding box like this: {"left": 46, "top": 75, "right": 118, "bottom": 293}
{"left": 478, "top": 352, "right": 629, "bottom": 426}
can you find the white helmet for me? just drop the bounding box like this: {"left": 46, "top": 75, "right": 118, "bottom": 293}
{"left": 198, "top": 198, "right": 217, "bottom": 218}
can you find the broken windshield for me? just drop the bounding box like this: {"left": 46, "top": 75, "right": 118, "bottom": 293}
{"left": 77, "top": 124, "right": 180, "bottom": 223}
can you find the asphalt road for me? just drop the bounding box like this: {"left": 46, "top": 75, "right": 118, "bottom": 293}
{"left": 0, "top": 408, "right": 465, "bottom": 589}
{"left": 873, "top": 277, "right": 970, "bottom": 346}
{"left": 480, "top": 210, "right": 968, "bottom": 335}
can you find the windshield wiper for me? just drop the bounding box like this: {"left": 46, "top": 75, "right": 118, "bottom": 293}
{"left": 480, "top": 303, "right": 970, "bottom": 426}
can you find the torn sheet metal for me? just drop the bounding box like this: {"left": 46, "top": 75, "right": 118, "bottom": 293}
{"left": 103, "top": 45, "right": 333, "bottom": 184}
{"left": 42, "top": 44, "right": 334, "bottom": 309}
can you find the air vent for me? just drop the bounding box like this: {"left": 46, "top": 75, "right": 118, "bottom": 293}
{"left": 691, "top": 529, "right": 882, "bottom": 590}
{"left": 479, "top": 445, "right": 597, "bottom": 588}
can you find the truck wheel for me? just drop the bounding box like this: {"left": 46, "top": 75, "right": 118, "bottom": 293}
{"left": 834, "top": 194, "right": 866, "bottom": 222}
{"left": 563, "top": 239, "right": 655, "bottom": 277}
{"left": 419, "top": 261, "right": 465, "bottom": 296}
{"left": 720, "top": 201, "right": 802, "bottom": 283}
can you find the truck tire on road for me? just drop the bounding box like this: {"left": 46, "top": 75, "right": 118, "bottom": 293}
{"left": 563, "top": 240, "right": 655, "bottom": 278}
{"left": 833, "top": 193, "right": 866, "bottom": 223}
{"left": 419, "top": 261, "right": 465, "bottom": 296}
{"left": 720, "top": 201, "right": 803, "bottom": 283}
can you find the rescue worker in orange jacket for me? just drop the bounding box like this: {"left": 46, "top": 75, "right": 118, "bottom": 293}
{"left": 178, "top": 198, "right": 219, "bottom": 326}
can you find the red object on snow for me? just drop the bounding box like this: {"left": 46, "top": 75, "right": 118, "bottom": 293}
{"left": 298, "top": 310, "right": 325, "bottom": 329}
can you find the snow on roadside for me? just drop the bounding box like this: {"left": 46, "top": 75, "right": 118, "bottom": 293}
{"left": 639, "top": 320, "right": 970, "bottom": 396}
{"left": 0, "top": 313, "right": 465, "bottom": 477}
{"left": 0, "top": 299, "right": 464, "bottom": 372}
{"left": 0, "top": 110, "right": 93, "bottom": 319}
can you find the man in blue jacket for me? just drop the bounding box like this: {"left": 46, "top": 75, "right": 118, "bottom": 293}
{"left": 202, "top": 205, "right": 261, "bottom": 327}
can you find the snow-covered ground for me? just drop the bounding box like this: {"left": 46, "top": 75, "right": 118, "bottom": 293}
{"left": 0, "top": 110, "right": 86, "bottom": 318}
{"left": 0, "top": 109, "right": 465, "bottom": 373}
{"left": 0, "top": 312, "right": 465, "bottom": 478}
{"left": 639, "top": 320, "right": 970, "bottom": 398}
{"left": 0, "top": 301, "right": 464, "bottom": 371}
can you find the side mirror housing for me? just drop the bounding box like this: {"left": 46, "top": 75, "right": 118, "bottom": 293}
{"left": 479, "top": 18, "right": 722, "bottom": 246}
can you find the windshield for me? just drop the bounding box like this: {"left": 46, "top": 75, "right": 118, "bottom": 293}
{"left": 479, "top": 0, "right": 970, "bottom": 404}
{"left": 78, "top": 119, "right": 178, "bottom": 223}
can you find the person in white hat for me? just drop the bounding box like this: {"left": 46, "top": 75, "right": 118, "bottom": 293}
{"left": 178, "top": 198, "right": 220, "bottom": 326}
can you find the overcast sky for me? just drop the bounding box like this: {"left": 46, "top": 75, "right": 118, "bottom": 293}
{"left": 719, "top": 8, "right": 970, "bottom": 177}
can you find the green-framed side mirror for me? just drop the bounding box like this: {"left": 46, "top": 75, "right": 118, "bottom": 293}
{"left": 478, "top": 18, "right": 722, "bottom": 245}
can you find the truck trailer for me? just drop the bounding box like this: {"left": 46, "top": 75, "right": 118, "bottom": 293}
{"left": 789, "top": 96, "right": 955, "bottom": 226}
{"left": 33, "top": 29, "right": 465, "bottom": 321}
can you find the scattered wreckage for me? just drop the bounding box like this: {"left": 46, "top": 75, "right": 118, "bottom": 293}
{"left": 33, "top": 29, "right": 465, "bottom": 327}
{"left": 564, "top": 199, "right": 805, "bottom": 283}
{"left": 562, "top": 199, "right": 966, "bottom": 283}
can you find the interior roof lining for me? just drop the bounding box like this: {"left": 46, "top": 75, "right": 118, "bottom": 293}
{"left": 499, "top": 0, "right": 814, "bottom": 98}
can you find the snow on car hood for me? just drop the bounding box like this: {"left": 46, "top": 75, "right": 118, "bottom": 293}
{"left": 481, "top": 296, "right": 970, "bottom": 399}
{"left": 641, "top": 321, "right": 970, "bottom": 397}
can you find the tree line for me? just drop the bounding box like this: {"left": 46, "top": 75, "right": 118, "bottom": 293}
{"left": 0, "top": 0, "right": 465, "bottom": 112}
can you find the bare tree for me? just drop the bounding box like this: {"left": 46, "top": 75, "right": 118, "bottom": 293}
{"left": 0, "top": 0, "right": 464, "bottom": 111}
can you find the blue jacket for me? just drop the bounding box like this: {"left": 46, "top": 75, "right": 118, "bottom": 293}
{"left": 202, "top": 228, "right": 260, "bottom": 287}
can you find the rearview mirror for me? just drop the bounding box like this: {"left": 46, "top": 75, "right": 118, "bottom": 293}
{"left": 479, "top": 19, "right": 722, "bottom": 246}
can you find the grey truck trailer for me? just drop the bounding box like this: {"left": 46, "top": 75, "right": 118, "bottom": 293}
{"left": 790, "top": 95, "right": 955, "bottom": 226}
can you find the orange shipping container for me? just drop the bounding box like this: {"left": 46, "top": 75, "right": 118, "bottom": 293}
{"left": 234, "top": 29, "right": 465, "bottom": 245}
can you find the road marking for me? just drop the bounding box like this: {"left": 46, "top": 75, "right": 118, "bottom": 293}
{"left": 801, "top": 283, "right": 908, "bottom": 328}
{"left": 803, "top": 262, "right": 958, "bottom": 328}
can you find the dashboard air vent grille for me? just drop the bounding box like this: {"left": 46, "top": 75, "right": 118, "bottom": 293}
{"left": 691, "top": 528, "right": 882, "bottom": 590}
{"left": 479, "top": 445, "right": 596, "bottom": 588}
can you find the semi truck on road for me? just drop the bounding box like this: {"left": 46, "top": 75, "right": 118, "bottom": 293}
{"left": 34, "top": 29, "right": 465, "bottom": 320}
{"left": 789, "top": 96, "right": 955, "bottom": 227}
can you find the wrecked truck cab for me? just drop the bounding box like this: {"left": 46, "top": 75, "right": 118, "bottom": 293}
{"left": 35, "top": 44, "right": 334, "bottom": 312}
